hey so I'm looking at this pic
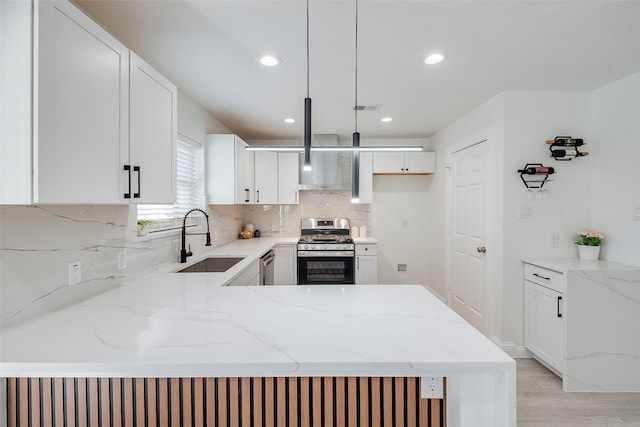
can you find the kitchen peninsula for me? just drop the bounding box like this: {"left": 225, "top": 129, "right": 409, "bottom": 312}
{"left": 1, "top": 239, "right": 515, "bottom": 427}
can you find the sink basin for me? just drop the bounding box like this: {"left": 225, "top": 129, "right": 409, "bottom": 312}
{"left": 177, "top": 257, "right": 244, "bottom": 273}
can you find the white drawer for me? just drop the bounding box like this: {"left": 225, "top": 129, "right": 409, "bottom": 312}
{"left": 356, "top": 244, "right": 377, "bottom": 256}
{"left": 524, "top": 263, "right": 565, "bottom": 294}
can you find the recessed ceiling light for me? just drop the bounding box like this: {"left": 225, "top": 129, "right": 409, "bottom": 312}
{"left": 424, "top": 52, "right": 446, "bottom": 65}
{"left": 381, "top": 117, "right": 393, "bottom": 123}
{"left": 284, "top": 118, "right": 296, "bottom": 124}
{"left": 259, "top": 54, "right": 282, "bottom": 67}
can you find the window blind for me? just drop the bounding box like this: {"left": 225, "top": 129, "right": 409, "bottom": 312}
{"left": 137, "top": 137, "right": 204, "bottom": 232}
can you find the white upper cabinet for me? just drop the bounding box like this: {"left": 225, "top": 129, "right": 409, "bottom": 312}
{"left": 373, "top": 152, "right": 435, "bottom": 174}
{"left": 1, "top": 0, "right": 177, "bottom": 205}
{"left": 254, "top": 151, "right": 278, "bottom": 205}
{"left": 277, "top": 153, "right": 299, "bottom": 204}
{"left": 206, "top": 134, "right": 253, "bottom": 204}
{"left": 35, "top": 0, "right": 130, "bottom": 203}
{"left": 129, "top": 53, "right": 177, "bottom": 204}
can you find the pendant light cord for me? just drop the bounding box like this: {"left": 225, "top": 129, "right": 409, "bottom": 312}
{"left": 354, "top": 0, "right": 359, "bottom": 132}
{"left": 307, "top": 0, "right": 310, "bottom": 98}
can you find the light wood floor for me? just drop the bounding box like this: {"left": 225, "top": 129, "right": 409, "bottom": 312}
{"left": 517, "top": 358, "right": 640, "bottom": 426}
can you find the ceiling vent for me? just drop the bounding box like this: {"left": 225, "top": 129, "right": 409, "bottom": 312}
{"left": 353, "top": 104, "right": 381, "bottom": 111}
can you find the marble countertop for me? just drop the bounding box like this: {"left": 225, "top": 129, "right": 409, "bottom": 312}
{"left": 522, "top": 257, "right": 639, "bottom": 274}
{"left": 1, "top": 235, "right": 512, "bottom": 378}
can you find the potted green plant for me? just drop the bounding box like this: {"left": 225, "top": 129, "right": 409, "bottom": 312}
{"left": 137, "top": 219, "right": 154, "bottom": 236}
{"left": 575, "top": 230, "right": 604, "bottom": 260}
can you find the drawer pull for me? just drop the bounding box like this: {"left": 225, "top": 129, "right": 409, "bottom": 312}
{"left": 533, "top": 273, "right": 550, "bottom": 280}
{"left": 557, "top": 296, "right": 563, "bottom": 318}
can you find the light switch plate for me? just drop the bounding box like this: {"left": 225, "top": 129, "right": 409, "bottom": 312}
{"left": 517, "top": 203, "right": 533, "bottom": 219}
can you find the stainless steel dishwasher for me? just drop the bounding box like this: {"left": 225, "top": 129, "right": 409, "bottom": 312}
{"left": 259, "top": 250, "right": 275, "bottom": 286}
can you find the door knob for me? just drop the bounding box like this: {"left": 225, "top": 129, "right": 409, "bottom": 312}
{"left": 477, "top": 246, "right": 487, "bottom": 254}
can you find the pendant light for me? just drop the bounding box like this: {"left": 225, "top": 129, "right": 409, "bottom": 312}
{"left": 303, "top": 0, "right": 312, "bottom": 172}
{"left": 351, "top": 0, "right": 360, "bottom": 203}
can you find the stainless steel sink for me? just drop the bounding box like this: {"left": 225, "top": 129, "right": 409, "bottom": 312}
{"left": 176, "top": 257, "right": 244, "bottom": 273}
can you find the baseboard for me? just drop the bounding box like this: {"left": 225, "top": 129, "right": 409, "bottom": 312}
{"left": 491, "top": 336, "right": 532, "bottom": 358}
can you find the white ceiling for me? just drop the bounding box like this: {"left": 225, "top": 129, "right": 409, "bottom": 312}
{"left": 75, "top": 0, "right": 640, "bottom": 142}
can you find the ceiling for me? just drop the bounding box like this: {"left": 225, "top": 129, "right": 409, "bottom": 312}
{"left": 74, "top": 0, "right": 640, "bottom": 142}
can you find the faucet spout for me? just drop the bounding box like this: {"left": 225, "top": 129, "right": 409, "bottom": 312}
{"left": 180, "top": 208, "right": 212, "bottom": 263}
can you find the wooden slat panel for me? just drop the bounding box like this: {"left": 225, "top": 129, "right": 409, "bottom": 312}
{"left": 5, "top": 375, "right": 446, "bottom": 427}
{"left": 192, "top": 378, "right": 203, "bottom": 427}
{"left": 347, "top": 377, "right": 357, "bottom": 427}
{"left": 370, "top": 377, "right": 381, "bottom": 427}
{"left": 264, "top": 377, "right": 274, "bottom": 427}
{"left": 323, "top": 377, "right": 334, "bottom": 427}
{"left": 54, "top": 378, "right": 65, "bottom": 427}
{"left": 169, "top": 378, "right": 180, "bottom": 427}
{"left": 359, "top": 377, "right": 369, "bottom": 427}
{"left": 334, "top": 377, "right": 345, "bottom": 427}
{"left": 382, "top": 377, "right": 393, "bottom": 427}
{"left": 205, "top": 378, "right": 216, "bottom": 427}
{"left": 287, "top": 377, "right": 297, "bottom": 427}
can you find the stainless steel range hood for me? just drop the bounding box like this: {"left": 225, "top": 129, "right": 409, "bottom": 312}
{"left": 298, "top": 134, "right": 351, "bottom": 191}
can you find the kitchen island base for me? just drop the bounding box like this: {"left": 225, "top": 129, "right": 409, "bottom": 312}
{"left": 6, "top": 376, "right": 445, "bottom": 427}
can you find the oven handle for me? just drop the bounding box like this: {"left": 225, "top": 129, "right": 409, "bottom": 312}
{"left": 297, "top": 251, "right": 355, "bottom": 257}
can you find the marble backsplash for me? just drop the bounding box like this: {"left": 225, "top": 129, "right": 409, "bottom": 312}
{"left": 242, "top": 190, "right": 371, "bottom": 236}
{"left": 0, "top": 191, "right": 366, "bottom": 330}
{"left": 0, "top": 204, "right": 243, "bottom": 330}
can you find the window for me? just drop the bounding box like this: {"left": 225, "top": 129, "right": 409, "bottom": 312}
{"left": 137, "top": 134, "right": 204, "bottom": 232}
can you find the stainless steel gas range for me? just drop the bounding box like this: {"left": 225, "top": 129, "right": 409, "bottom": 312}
{"left": 297, "top": 218, "right": 355, "bottom": 285}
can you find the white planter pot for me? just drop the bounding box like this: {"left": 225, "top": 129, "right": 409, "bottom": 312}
{"left": 577, "top": 244, "right": 600, "bottom": 260}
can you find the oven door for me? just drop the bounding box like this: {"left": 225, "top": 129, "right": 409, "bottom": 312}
{"left": 297, "top": 251, "right": 355, "bottom": 285}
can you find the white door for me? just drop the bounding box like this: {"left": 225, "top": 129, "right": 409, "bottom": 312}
{"left": 449, "top": 142, "right": 488, "bottom": 334}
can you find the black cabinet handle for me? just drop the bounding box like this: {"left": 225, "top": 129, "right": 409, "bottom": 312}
{"left": 133, "top": 166, "right": 141, "bottom": 199}
{"left": 245, "top": 188, "right": 250, "bottom": 203}
{"left": 123, "top": 165, "right": 131, "bottom": 198}
{"left": 533, "top": 273, "right": 550, "bottom": 280}
{"left": 256, "top": 190, "right": 260, "bottom": 204}
{"left": 557, "top": 296, "right": 563, "bottom": 318}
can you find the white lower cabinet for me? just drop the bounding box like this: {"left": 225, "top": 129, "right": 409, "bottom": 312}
{"left": 523, "top": 263, "right": 565, "bottom": 374}
{"left": 226, "top": 260, "right": 259, "bottom": 286}
{"left": 274, "top": 244, "right": 297, "bottom": 285}
{"left": 355, "top": 244, "right": 378, "bottom": 284}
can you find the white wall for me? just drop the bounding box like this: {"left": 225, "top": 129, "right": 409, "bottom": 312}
{"left": 427, "top": 91, "right": 597, "bottom": 350}
{"left": 501, "top": 91, "right": 592, "bottom": 348}
{"left": 590, "top": 72, "right": 640, "bottom": 266}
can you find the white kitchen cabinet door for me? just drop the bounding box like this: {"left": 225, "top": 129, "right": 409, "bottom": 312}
{"left": 278, "top": 153, "right": 299, "bottom": 204}
{"left": 372, "top": 152, "right": 405, "bottom": 174}
{"left": 206, "top": 135, "right": 253, "bottom": 204}
{"left": 35, "top": 0, "right": 129, "bottom": 203}
{"left": 129, "top": 52, "right": 177, "bottom": 204}
{"left": 405, "top": 152, "right": 435, "bottom": 173}
{"left": 355, "top": 244, "right": 378, "bottom": 284}
{"left": 372, "top": 152, "right": 435, "bottom": 175}
{"left": 524, "top": 280, "right": 565, "bottom": 373}
{"left": 254, "top": 151, "right": 278, "bottom": 204}
{"left": 274, "top": 245, "right": 297, "bottom": 285}
{"left": 358, "top": 152, "right": 373, "bottom": 204}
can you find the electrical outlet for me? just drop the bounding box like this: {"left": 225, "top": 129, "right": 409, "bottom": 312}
{"left": 421, "top": 376, "right": 443, "bottom": 399}
{"left": 398, "top": 264, "right": 407, "bottom": 272}
{"left": 517, "top": 203, "right": 533, "bottom": 219}
{"left": 634, "top": 204, "right": 640, "bottom": 221}
{"left": 212, "top": 226, "right": 219, "bottom": 241}
{"left": 550, "top": 233, "right": 559, "bottom": 248}
{"left": 68, "top": 261, "right": 81, "bottom": 285}
{"left": 118, "top": 250, "right": 127, "bottom": 270}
